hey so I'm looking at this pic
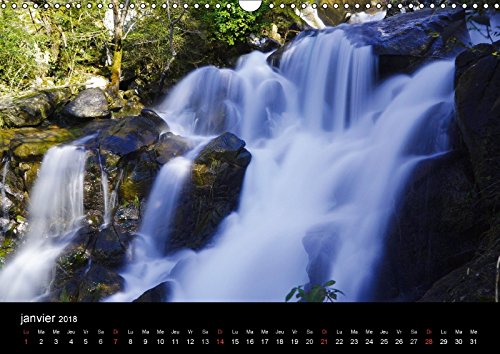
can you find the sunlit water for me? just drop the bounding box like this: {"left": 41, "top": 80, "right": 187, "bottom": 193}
{"left": 110, "top": 30, "right": 455, "bottom": 302}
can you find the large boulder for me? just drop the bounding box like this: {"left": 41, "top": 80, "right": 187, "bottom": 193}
{"left": 419, "top": 215, "right": 500, "bottom": 302}
{"left": 133, "top": 281, "right": 172, "bottom": 302}
{"left": 414, "top": 41, "right": 500, "bottom": 302}
{"left": 348, "top": 9, "right": 468, "bottom": 76}
{"left": 0, "top": 89, "right": 71, "bottom": 128}
{"left": 269, "top": 9, "right": 468, "bottom": 78}
{"left": 455, "top": 41, "right": 500, "bottom": 211}
{"left": 62, "top": 88, "right": 110, "bottom": 120}
{"left": 372, "top": 152, "right": 484, "bottom": 300}
{"left": 167, "top": 132, "right": 251, "bottom": 251}
{"left": 96, "top": 109, "right": 168, "bottom": 156}
{"left": 374, "top": 41, "right": 500, "bottom": 302}
{"left": 49, "top": 225, "right": 129, "bottom": 302}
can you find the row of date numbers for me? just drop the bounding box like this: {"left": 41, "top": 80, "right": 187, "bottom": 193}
{"left": 26, "top": 338, "right": 478, "bottom": 345}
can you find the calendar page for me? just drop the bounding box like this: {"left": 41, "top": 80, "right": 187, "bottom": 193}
{"left": 0, "top": 1, "right": 498, "bottom": 351}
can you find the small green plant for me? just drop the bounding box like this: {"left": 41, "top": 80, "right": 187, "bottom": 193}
{"left": 286, "top": 280, "right": 344, "bottom": 303}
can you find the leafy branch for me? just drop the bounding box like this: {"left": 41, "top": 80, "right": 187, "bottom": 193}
{"left": 286, "top": 280, "right": 344, "bottom": 303}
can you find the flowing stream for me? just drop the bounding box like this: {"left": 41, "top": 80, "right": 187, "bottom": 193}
{"left": 0, "top": 28, "right": 455, "bottom": 302}
{"left": 111, "top": 29, "right": 455, "bottom": 301}
{"left": 0, "top": 145, "right": 88, "bottom": 301}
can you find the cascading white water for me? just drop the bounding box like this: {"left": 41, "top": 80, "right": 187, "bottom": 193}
{"left": 0, "top": 145, "right": 87, "bottom": 301}
{"left": 107, "top": 141, "right": 209, "bottom": 302}
{"left": 98, "top": 152, "right": 112, "bottom": 228}
{"left": 107, "top": 29, "right": 455, "bottom": 302}
{"left": 1, "top": 157, "right": 10, "bottom": 235}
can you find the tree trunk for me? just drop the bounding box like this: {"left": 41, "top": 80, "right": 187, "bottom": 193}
{"left": 109, "top": 0, "right": 128, "bottom": 93}
{"left": 110, "top": 27, "right": 123, "bottom": 92}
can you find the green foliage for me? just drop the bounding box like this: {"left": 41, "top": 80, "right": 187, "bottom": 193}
{"left": 0, "top": 9, "right": 50, "bottom": 91}
{"left": 286, "top": 280, "right": 344, "bottom": 303}
{"left": 0, "top": 2, "right": 301, "bottom": 98}
{"left": 195, "top": 1, "right": 269, "bottom": 46}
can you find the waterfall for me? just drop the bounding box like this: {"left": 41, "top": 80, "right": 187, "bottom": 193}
{"left": 1, "top": 157, "right": 10, "bottom": 235}
{"left": 151, "top": 29, "right": 454, "bottom": 301}
{"left": 98, "top": 151, "right": 111, "bottom": 228}
{"left": 104, "top": 28, "right": 456, "bottom": 302}
{"left": 0, "top": 145, "right": 87, "bottom": 301}
{"left": 107, "top": 140, "right": 209, "bottom": 302}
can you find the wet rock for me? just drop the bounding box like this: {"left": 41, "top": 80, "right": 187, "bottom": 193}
{"left": 62, "top": 88, "right": 110, "bottom": 120}
{"left": 350, "top": 9, "right": 469, "bottom": 77}
{"left": 133, "top": 281, "right": 172, "bottom": 302}
{"left": 373, "top": 152, "right": 484, "bottom": 301}
{"left": 167, "top": 132, "right": 251, "bottom": 251}
{"left": 154, "top": 132, "right": 190, "bottom": 165}
{"left": 0, "top": 89, "right": 71, "bottom": 128}
{"left": 91, "top": 226, "right": 127, "bottom": 268}
{"left": 269, "top": 9, "right": 468, "bottom": 77}
{"left": 455, "top": 41, "right": 500, "bottom": 211}
{"left": 414, "top": 41, "right": 500, "bottom": 302}
{"left": 419, "top": 215, "right": 500, "bottom": 302}
{"left": 77, "top": 264, "right": 123, "bottom": 302}
{"left": 97, "top": 111, "right": 167, "bottom": 156}
{"left": 119, "top": 149, "right": 160, "bottom": 203}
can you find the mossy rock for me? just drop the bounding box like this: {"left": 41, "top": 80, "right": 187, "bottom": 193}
{"left": 119, "top": 149, "right": 160, "bottom": 203}
{"left": 21, "top": 161, "right": 41, "bottom": 191}
{"left": 91, "top": 226, "right": 127, "bottom": 268}
{"left": 167, "top": 132, "right": 251, "bottom": 252}
{"left": 153, "top": 132, "right": 190, "bottom": 165}
{"left": 6, "top": 127, "right": 78, "bottom": 161}
{"left": 0, "top": 237, "right": 16, "bottom": 268}
{"left": 77, "top": 264, "right": 123, "bottom": 302}
{"left": 317, "top": 0, "right": 383, "bottom": 26}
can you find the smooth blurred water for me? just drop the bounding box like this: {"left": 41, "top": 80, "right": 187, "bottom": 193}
{"left": 0, "top": 145, "right": 87, "bottom": 301}
{"left": 107, "top": 140, "right": 209, "bottom": 302}
{"left": 117, "top": 29, "right": 455, "bottom": 302}
{"left": 1, "top": 157, "right": 9, "bottom": 235}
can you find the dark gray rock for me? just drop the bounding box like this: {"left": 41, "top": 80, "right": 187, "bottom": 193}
{"left": 133, "top": 281, "right": 172, "bottom": 302}
{"left": 0, "top": 90, "right": 71, "bottom": 127}
{"left": 372, "top": 152, "right": 484, "bottom": 301}
{"left": 63, "top": 88, "right": 110, "bottom": 120}
{"left": 91, "top": 226, "right": 127, "bottom": 268}
{"left": 97, "top": 113, "right": 168, "bottom": 156}
{"left": 77, "top": 263, "right": 124, "bottom": 302}
{"left": 269, "top": 9, "right": 468, "bottom": 77}
{"left": 415, "top": 41, "right": 500, "bottom": 302}
{"left": 455, "top": 41, "right": 500, "bottom": 211}
{"left": 154, "top": 132, "right": 190, "bottom": 165}
{"left": 167, "top": 132, "right": 251, "bottom": 251}
{"left": 349, "top": 9, "right": 469, "bottom": 77}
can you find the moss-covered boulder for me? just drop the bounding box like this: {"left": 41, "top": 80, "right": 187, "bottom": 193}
{"left": 7, "top": 127, "right": 78, "bottom": 161}
{"left": 49, "top": 225, "right": 128, "bottom": 301}
{"left": 0, "top": 89, "right": 71, "bottom": 128}
{"left": 77, "top": 264, "right": 123, "bottom": 302}
{"left": 167, "top": 132, "right": 251, "bottom": 251}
